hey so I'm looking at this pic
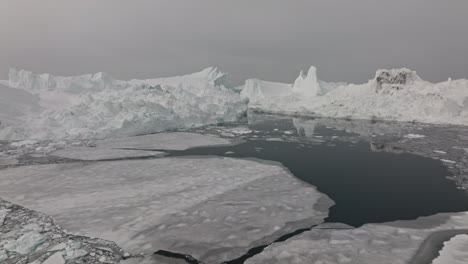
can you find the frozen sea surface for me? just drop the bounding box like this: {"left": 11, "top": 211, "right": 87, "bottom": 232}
{"left": 0, "top": 157, "right": 332, "bottom": 263}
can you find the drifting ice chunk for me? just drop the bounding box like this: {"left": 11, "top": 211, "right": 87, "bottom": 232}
{"left": 42, "top": 252, "right": 66, "bottom": 264}
{"left": 404, "top": 134, "right": 426, "bottom": 139}
{"left": 3, "top": 231, "right": 45, "bottom": 255}
{"left": 0, "top": 157, "right": 332, "bottom": 263}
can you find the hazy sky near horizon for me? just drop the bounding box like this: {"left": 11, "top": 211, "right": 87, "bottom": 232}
{"left": 1, "top": 0, "right": 467, "bottom": 83}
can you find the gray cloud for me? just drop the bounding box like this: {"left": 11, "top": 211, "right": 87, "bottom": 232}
{"left": 1, "top": 0, "right": 467, "bottom": 84}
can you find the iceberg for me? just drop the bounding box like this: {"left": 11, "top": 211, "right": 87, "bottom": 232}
{"left": 1, "top": 68, "right": 248, "bottom": 140}
{"left": 241, "top": 66, "right": 468, "bottom": 126}
{"left": 2, "top": 65, "right": 468, "bottom": 141}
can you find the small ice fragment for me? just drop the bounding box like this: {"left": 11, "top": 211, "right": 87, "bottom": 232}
{"left": 3, "top": 231, "right": 45, "bottom": 255}
{"left": 284, "top": 131, "right": 294, "bottom": 135}
{"left": 11, "top": 140, "right": 38, "bottom": 147}
{"left": 225, "top": 151, "right": 235, "bottom": 155}
{"left": 226, "top": 127, "right": 252, "bottom": 135}
{"left": 0, "top": 250, "right": 7, "bottom": 262}
{"left": 441, "top": 159, "right": 456, "bottom": 164}
{"left": 266, "top": 138, "right": 283, "bottom": 141}
{"left": 433, "top": 150, "right": 447, "bottom": 154}
{"left": 42, "top": 252, "right": 65, "bottom": 264}
{"left": 48, "top": 243, "right": 66, "bottom": 252}
{"left": 273, "top": 128, "right": 279, "bottom": 131}
{"left": 404, "top": 134, "right": 426, "bottom": 139}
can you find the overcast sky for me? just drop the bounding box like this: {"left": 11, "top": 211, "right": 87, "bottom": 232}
{"left": 1, "top": 0, "right": 467, "bottom": 84}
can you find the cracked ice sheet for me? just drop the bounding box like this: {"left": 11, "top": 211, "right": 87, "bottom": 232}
{"left": 50, "top": 147, "right": 164, "bottom": 160}
{"left": 96, "top": 132, "right": 234, "bottom": 150}
{"left": 0, "top": 157, "right": 332, "bottom": 263}
{"left": 246, "top": 212, "right": 468, "bottom": 264}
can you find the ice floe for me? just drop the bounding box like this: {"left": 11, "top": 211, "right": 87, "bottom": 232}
{"left": 432, "top": 234, "right": 468, "bottom": 264}
{"left": 245, "top": 212, "right": 468, "bottom": 264}
{"left": 96, "top": 132, "right": 233, "bottom": 150}
{"left": 51, "top": 147, "right": 164, "bottom": 161}
{"left": 0, "top": 157, "right": 332, "bottom": 263}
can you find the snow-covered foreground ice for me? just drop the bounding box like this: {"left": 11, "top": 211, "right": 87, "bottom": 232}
{"left": 242, "top": 67, "right": 468, "bottom": 125}
{"left": 245, "top": 212, "right": 468, "bottom": 264}
{"left": 0, "top": 67, "right": 247, "bottom": 140}
{"left": 432, "top": 234, "right": 468, "bottom": 264}
{"left": 50, "top": 147, "right": 164, "bottom": 161}
{"left": 0, "top": 157, "right": 332, "bottom": 263}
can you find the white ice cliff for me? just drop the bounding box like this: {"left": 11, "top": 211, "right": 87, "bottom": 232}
{"left": 1, "top": 68, "right": 247, "bottom": 140}
{"left": 241, "top": 66, "right": 468, "bottom": 126}
{"left": 1, "top": 65, "right": 468, "bottom": 141}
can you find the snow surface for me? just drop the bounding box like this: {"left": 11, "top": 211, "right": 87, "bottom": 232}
{"left": 96, "top": 132, "right": 233, "bottom": 150}
{"left": 246, "top": 212, "right": 468, "bottom": 264}
{"left": 241, "top": 66, "right": 468, "bottom": 125}
{"left": 1, "top": 68, "right": 247, "bottom": 140}
{"left": 0, "top": 157, "right": 332, "bottom": 263}
{"left": 432, "top": 234, "right": 468, "bottom": 264}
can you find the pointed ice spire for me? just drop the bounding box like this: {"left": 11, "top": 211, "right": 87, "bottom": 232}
{"left": 293, "top": 66, "right": 321, "bottom": 96}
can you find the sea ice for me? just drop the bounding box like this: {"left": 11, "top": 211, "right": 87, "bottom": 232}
{"left": 51, "top": 147, "right": 164, "bottom": 161}
{"left": 0, "top": 157, "right": 332, "bottom": 263}
{"left": 246, "top": 212, "right": 468, "bottom": 264}
{"left": 3, "top": 231, "right": 45, "bottom": 255}
{"left": 432, "top": 234, "right": 468, "bottom": 264}
{"left": 96, "top": 132, "right": 233, "bottom": 150}
{"left": 42, "top": 252, "right": 66, "bottom": 264}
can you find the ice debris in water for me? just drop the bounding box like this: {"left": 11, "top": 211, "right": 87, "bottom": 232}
{"left": 404, "top": 133, "right": 426, "bottom": 139}
{"left": 42, "top": 252, "right": 66, "bottom": 264}
{"left": 3, "top": 231, "right": 45, "bottom": 255}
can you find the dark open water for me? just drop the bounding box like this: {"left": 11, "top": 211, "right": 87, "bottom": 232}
{"left": 169, "top": 124, "right": 468, "bottom": 227}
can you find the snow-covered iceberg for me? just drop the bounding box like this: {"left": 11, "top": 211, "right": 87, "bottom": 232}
{"left": 1, "top": 68, "right": 248, "bottom": 140}
{"left": 2, "top": 65, "right": 468, "bottom": 141}
{"left": 241, "top": 66, "right": 468, "bottom": 125}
